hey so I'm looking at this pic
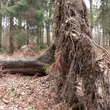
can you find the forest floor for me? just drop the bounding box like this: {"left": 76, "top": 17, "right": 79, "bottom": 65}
{"left": 0, "top": 47, "right": 71, "bottom": 110}
{"left": 0, "top": 46, "right": 110, "bottom": 110}
{"left": 0, "top": 73, "right": 70, "bottom": 110}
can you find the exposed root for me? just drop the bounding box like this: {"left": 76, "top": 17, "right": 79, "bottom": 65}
{"left": 52, "top": 0, "right": 110, "bottom": 109}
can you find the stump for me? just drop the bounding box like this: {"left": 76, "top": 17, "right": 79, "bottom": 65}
{"left": 48, "top": 0, "right": 110, "bottom": 109}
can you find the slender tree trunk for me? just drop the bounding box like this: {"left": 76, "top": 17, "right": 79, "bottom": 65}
{"left": 46, "top": 6, "right": 52, "bottom": 46}
{"left": 0, "top": 1, "right": 2, "bottom": 48}
{"left": 40, "top": 27, "right": 42, "bottom": 44}
{"left": 9, "top": 0, "right": 14, "bottom": 53}
{"left": 40, "top": 24, "right": 44, "bottom": 44}
{"left": 0, "top": 20, "right": 1, "bottom": 48}
{"left": 9, "top": 16, "right": 14, "bottom": 53}
{"left": 102, "top": 1, "right": 106, "bottom": 47}
{"left": 90, "top": 0, "right": 93, "bottom": 32}
{"left": 102, "top": 27, "right": 105, "bottom": 47}
{"left": 105, "top": 34, "right": 107, "bottom": 46}
{"left": 46, "top": 24, "right": 50, "bottom": 46}
{"left": 109, "top": 35, "right": 110, "bottom": 46}
{"left": 39, "top": 23, "right": 44, "bottom": 44}
{"left": 36, "top": 24, "right": 41, "bottom": 44}
{"left": 26, "top": 20, "right": 29, "bottom": 45}
{"left": 17, "top": 17, "right": 22, "bottom": 48}
{"left": 97, "top": 26, "right": 101, "bottom": 45}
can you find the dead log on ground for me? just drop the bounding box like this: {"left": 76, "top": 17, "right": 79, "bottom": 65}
{"left": 0, "top": 44, "right": 55, "bottom": 75}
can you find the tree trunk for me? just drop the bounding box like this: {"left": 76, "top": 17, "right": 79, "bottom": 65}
{"left": 40, "top": 26, "right": 43, "bottom": 44}
{"left": 90, "top": 0, "right": 93, "bottom": 32}
{"left": 9, "top": 16, "right": 14, "bottom": 53}
{"left": 46, "top": 24, "right": 50, "bottom": 46}
{"left": 18, "top": 17, "right": 22, "bottom": 48}
{"left": 36, "top": 24, "right": 41, "bottom": 44}
{"left": 102, "top": 1, "right": 106, "bottom": 47}
{"left": 0, "top": 44, "right": 55, "bottom": 75}
{"left": 26, "top": 20, "right": 29, "bottom": 45}
{"left": 1, "top": 60, "right": 48, "bottom": 75}
{"left": 9, "top": 0, "right": 14, "bottom": 53}
{"left": 47, "top": 0, "right": 110, "bottom": 110}
{"left": 109, "top": 35, "right": 110, "bottom": 46}
{"left": 0, "top": 1, "right": 2, "bottom": 48}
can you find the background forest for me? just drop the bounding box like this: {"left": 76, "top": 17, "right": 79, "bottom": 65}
{"left": 0, "top": 0, "right": 109, "bottom": 53}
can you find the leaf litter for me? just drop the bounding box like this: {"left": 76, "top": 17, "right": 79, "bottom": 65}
{"left": 0, "top": 72, "right": 72, "bottom": 110}
{"left": 0, "top": 47, "right": 71, "bottom": 110}
{"left": 1, "top": 46, "right": 109, "bottom": 110}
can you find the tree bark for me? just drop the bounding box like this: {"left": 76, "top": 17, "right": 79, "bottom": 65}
{"left": 9, "top": 0, "right": 14, "bottom": 53}
{"left": 90, "top": 0, "right": 93, "bottom": 32}
{"left": 9, "top": 16, "right": 14, "bottom": 53}
{"left": 0, "top": 44, "right": 55, "bottom": 75}
{"left": 46, "top": 24, "right": 51, "bottom": 46}
{"left": 47, "top": 0, "right": 110, "bottom": 110}
{"left": 0, "top": 19, "right": 1, "bottom": 48}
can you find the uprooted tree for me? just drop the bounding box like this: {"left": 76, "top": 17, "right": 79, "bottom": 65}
{"left": 0, "top": 0, "right": 109, "bottom": 109}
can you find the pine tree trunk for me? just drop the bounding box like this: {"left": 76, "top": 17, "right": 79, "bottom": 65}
{"left": 102, "top": 1, "right": 106, "bottom": 47}
{"left": 9, "top": 0, "right": 14, "bottom": 53}
{"left": 26, "top": 20, "right": 29, "bottom": 45}
{"left": 90, "top": 0, "right": 93, "bottom": 32}
{"left": 40, "top": 26, "right": 43, "bottom": 44}
{"left": 9, "top": 16, "right": 14, "bottom": 53}
{"left": 109, "top": 36, "right": 110, "bottom": 46}
{"left": 0, "top": 1, "right": 2, "bottom": 48}
{"left": 46, "top": 24, "right": 50, "bottom": 46}
{"left": 36, "top": 24, "right": 41, "bottom": 44}
{"left": 18, "top": 17, "right": 22, "bottom": 48}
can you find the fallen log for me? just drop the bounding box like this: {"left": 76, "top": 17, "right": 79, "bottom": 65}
{"left": 0, "top": 60, "right": 49, "bottom": 75}
{"left": 0, "top": 69, "right": 45, "bottom": 75}
{"left": 0, "top": 44, "right": 55, "bottom": 75}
